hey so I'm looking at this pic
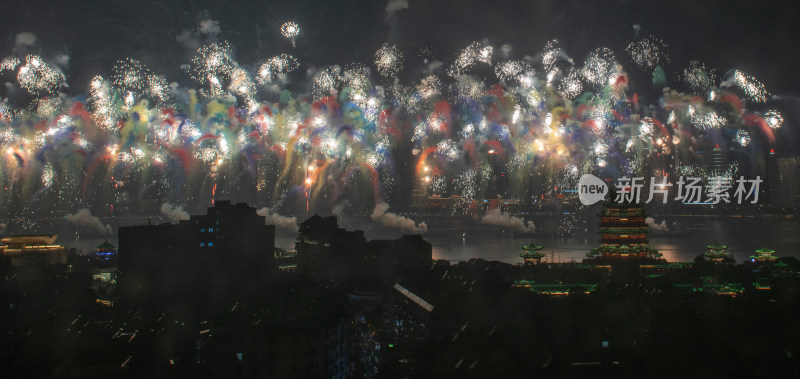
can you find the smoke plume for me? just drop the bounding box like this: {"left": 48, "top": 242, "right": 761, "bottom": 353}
{"left": 482, "top": 208, "right": 535, "bottom": 232}
{"left": 66, "top": 209, "right": 112, "bottom": 234}
{"left": 371, "top": 202, "right": 427, "bottom": 233}
{"left": 385, "top": 0, "right": 409, "bottom": 16}
{"left": 256, "top": 207, "right": 298, "bottom": 232}
{"left": 15, "top": 32, "right": 37, "bottom": 48}
{"left": 645, "top": 217, "right": 668, "bottom": 232}
{"left": 160, "top": 203, "right": 190, "bottom": 221}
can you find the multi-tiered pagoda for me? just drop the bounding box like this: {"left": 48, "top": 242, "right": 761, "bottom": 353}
{"left": 750, "top": 248, "right": 778, "bottom": 263}
{"left": 586, "top": 199, "right": 661, "bottom": 262}
{"left": 704, "top": 241, "right": 731, "bottom": 262}
{"left": 520, "top": 241, "right": 545, "bottom": 265}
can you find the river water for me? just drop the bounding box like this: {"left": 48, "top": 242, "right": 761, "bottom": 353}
{"left": 425, "top": 217, "right": 800, "bottom": 264}
{"left": 70, "top": 216, "right": 799, "bottom": 265}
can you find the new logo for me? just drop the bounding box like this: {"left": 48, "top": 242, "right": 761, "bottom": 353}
{"left": 578, "top": 174, "right": 608, "bottom": 205}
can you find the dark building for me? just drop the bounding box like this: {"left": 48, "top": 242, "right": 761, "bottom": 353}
{"left": 769, "top": 156, "right": 800, "bottom": 209}
{"left": 295, "top": 215, "right": 432, "bottom": 284}
{"left": 118, "top": 201, "right": 275, "bottom": 304}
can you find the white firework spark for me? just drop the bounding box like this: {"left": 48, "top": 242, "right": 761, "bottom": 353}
{"left": 448, "top": 41, "right": 493, "bottom": 77}
{"left": 0, "top": 56, "right": 19, "bottom": 71}
{"left": 626, "top": 35, "right": 669, "bottom": 69}
{"left": 736, "top": 130, "right": 750, "bottom": 146}
{"left": 374, "top": 43, "right": 403, "bottom": 78}
{"left": 683, "top": 60, "right": 717, "bottom": 94}
{"left": 190, "top": 42, "right": 237, "bottom": 98}
{"left": 17, "top": 55, "right": 65, "bottom": 95}
{"left": 312, "top": 66, "right": 341, "bottom": 99}
{"left": 722, "top": 70, "right": 769, "bottom": 103}
{"left": 280, "top": 22, "right": 300, "bottom": 47}
{"left": 494, "top": 60, "right": 532, "bottom": 83}
{"left": 541, "top": 39, "right": 574, "bottom": 70}
{"left": 112, "top": 58, "right": 149, "bottom": 93}
{"left": 416, "top": 75, "right": 441, "bottom": 99}
{"left": 763, "top": 109, "right": 783, "bottom": 129}
{"left": 257, "top": 54, "right": 299, "bottom": 84}
{"left": 581, "top": 47, "right": 618, "bottom": 87}
{"left": 557, "top": 68, "right": 583, "bottom": 99}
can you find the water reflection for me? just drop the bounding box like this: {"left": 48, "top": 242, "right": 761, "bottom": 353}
{"left": 430, "top": 218, "right": 800, "bottom": 264}
{"left": 72, "top": 217, "right": 799, "bottom": 265}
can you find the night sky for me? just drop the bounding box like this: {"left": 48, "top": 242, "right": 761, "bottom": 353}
{"left": 2, "top": 0, "right": 799, "bottom": 94}
{"left": 0, "top": 0, "right": 798, "bottom": 220}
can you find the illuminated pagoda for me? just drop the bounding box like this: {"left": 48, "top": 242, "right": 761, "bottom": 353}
{"left": 586, "top": 198, "right": 661, "bottom": 262}
{"left": 520, "top": 241, "right": 545, "bottom": 264}
{"left": 94, "top": 240, "right": 117, "bottom": 264}
{"left": 704, "top": 241, "right": 731, "bottom": 262}
{"left": 749, "top": 248, "right": 778, "bottom": 263}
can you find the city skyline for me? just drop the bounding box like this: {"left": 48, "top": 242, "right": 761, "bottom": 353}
{"left": 1, "top": 1, "right": 799, "bottom": 377}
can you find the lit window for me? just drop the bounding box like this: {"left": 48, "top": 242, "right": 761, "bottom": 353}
{"left": 208, "top": 242, "right": 213, "bottom": 247}
{"left": 201, "top": 228, "right": 206, "bottom": 233}
{"left": 200, "top": 243, "right": 206, "bottom": 247}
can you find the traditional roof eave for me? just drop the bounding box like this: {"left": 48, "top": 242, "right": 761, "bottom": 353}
{"left": 97, "top": 240, "right": 116, "bottom": 250}
{"left": 705, "top": 240, "right": 728, "bottom": 250}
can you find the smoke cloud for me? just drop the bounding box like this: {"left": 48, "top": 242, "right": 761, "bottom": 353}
{"left": 160, "top": 203, "right": 190, "bottom": 221}
{"left": 331, "top": 202, "right": 346, "bottom": 219}
{"left": 422, "top": 60, "right": 443, "bottom": 75}
{"left": 330, "top": 201, "right": 358, "bottom": 230}
{"left": 645, "top": 217, "right": 668, "bottom": 232}
{"left": 66, "top": 209, "right": 112, "bottom": 234}
{"left": 15, "top": 32, "right": 37, "bottom": 48}
{"left": 198, "top": 19, "right": 221, "bottom": 35}
{"left": 385, "top": 0, "right": 409, "bottom": 16}
{"left": 256, "top": 207, "right": 299, "bottom": 232}
{"left": 371, "top": 202, "right": 427, "bottom": 234}
{"left": 482, "top": 208, "right": 535, "bottom": 233}
{"left": 176, "top": 30, "right": 201, "bottom": 51}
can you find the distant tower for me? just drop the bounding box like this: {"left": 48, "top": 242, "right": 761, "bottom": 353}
{"left": 769, "top": 156, "right": 800, "bottom": 209}
{"left": 520, "top": 241, "right": 545, "bottom": 265}
{"left": 749, "top": 247, "right": 778, "bottom": 264}
{"left": 94, "top": 240, "right": 117, "bottom": 264}
{"left": 411, "top": 175, "right": 428, "bottom": 210}
{"left": 706, "top": 144, "right": 729, "bottom": 176}
{"left": 704, "top": 241, "right": 731, "bottom": 263}
{"left": 586, "top": 199, "right": 661, "bottom": 261}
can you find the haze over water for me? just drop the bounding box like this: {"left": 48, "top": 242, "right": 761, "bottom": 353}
{"left": 427, "top": 217, "right": 800, "bottom": 264}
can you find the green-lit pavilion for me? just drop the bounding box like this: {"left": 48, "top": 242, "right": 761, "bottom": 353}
{"left": 520, "top": 241, "right": 545, "bottom": 264}
{"left": 750, "top": 247, "right": 778, "bottom": 263}
{"left": 704, "top": 241, "right": 730, "bottom": 262}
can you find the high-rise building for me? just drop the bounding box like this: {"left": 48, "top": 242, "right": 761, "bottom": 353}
{"left": 769, "top": 156, "right": 800, "bottom": 209}
{"left": 706, "top": 144, "right": 730, "bottom": 176}
{"left": 118, "top": 201, "right": 275, "bottom": 303}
